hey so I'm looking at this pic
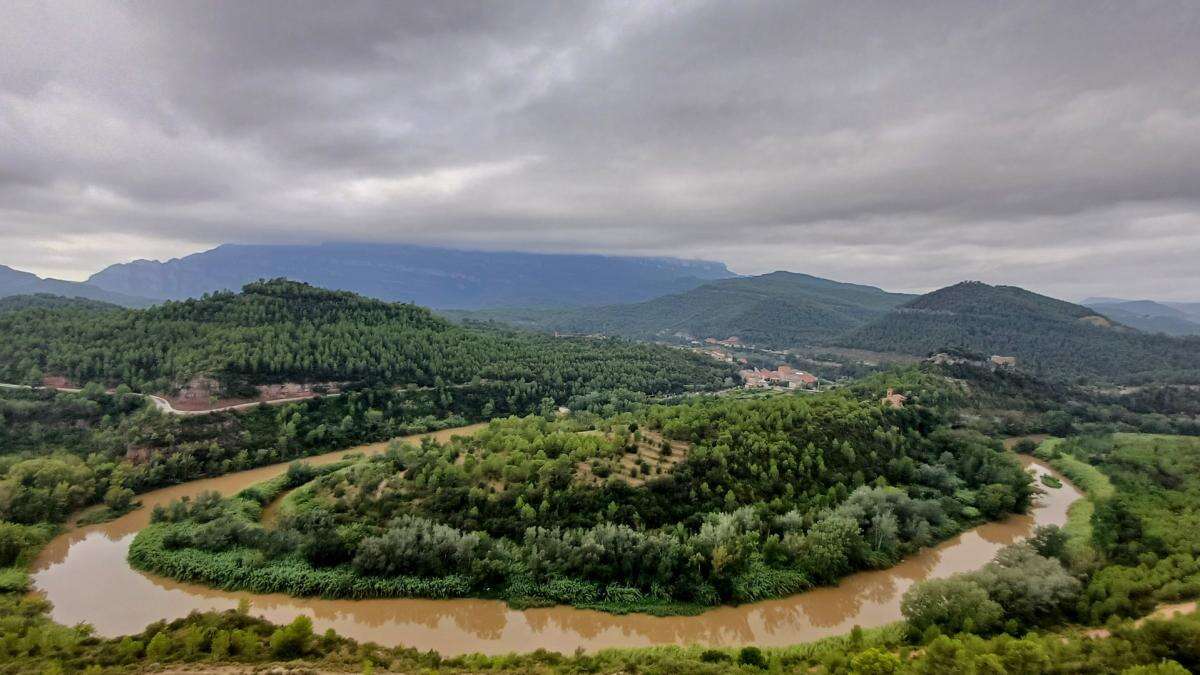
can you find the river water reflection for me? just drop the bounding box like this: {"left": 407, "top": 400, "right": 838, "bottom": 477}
{"left": 32, "top": 427, "right": 1078, "bottom": 656}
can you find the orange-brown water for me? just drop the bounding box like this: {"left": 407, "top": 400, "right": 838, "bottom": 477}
{"left": 32, "top": 427, "right": 1078, "bottom": 656}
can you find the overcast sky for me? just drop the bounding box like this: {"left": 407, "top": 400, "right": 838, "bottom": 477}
{"left": 3, "top": 1, "right": 1199, "bottom": 300}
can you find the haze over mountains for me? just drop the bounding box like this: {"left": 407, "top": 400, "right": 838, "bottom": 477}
{"left": 1082, "top": 298, "right": 1200, "bottom": 336}
{"left": 85, "top": 243, "right": 734, "bottom": 310}
{"left": 456, "top": 272, "right": 915, "bottom": 348}
{"left": 0, "top": 264, "right": 154, "bottom": 308}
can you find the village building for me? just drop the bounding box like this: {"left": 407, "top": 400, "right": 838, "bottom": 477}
{"left": 740, "top": 365, "right": 819, "bottom": 390}
{"left": 882, "top": 388, "right": 907, "bottom": 408}
{"left": 990, "top": 355, "right": 1018, "bottom": 368}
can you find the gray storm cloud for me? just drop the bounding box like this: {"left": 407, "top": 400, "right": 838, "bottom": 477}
{"left": 1, "top": 0, "right": 1198, "bottom": 299}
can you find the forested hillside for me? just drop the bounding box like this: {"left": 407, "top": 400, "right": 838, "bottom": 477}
{"left": 840, "top": 282, "right": 1200, "bottom": 383}
{"left": 0, "top": 279, "right": 735, "bottom": 396}
{"left": 0, "top": 294, "right": 124, "bottom": 314}
{"left": 456, "top": 271, "right": 913, "bottom": 347}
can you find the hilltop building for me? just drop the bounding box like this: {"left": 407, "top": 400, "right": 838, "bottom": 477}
{"left": 740, "top": 365, "right": 818, "bottom": 390}
{"left": 882, "top": 388, "right": 907, "bottom": 408}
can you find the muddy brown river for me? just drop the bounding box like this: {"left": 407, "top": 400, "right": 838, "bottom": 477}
{"left": 32, "top": 426, "right": 1079, "bottom": 656}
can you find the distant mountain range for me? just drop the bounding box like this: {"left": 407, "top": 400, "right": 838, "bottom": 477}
{"left": 840, "top": 282, "right": 1200, "bottom": 381}
{"left": 0, "top": 265, "right": 154, "bottom": 308}
{"left": 453, "top": 271, "right": 915, "bottom": 347}
{"left": 84, "top": 243, "right": 734, "bottom": 309}
{"left": 1082, "top": 298, "right": 1200, "bottom": 336}
{"left": 6, "top": 242, "right": 1199, "bottom": 384}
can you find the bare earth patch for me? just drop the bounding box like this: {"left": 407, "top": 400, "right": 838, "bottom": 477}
{"left": 165, "top": 377, "right": 339, "bottom": 412}
{"left": 575, "top": 429, "right": 692, "bottom": 486}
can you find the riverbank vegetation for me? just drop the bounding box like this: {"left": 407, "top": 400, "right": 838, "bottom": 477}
{"left": 2, "top": 589, "right": 1200, "bottom": 673}
{"left": 130, "top": 376, "right": 1036, "bottom": 611}
{"left": 1038, "top": 433, "right": 1200, "bottom": 622}
{"left": 901, "top": 432, "right": 1200, "bottom": 642}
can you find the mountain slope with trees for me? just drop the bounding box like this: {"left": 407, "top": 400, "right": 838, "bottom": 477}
{"left": 0, "top": 294, "right": 125, "bottom": 314}
{"left": 840, "top": 282, "right": 1200, "bottom": 382}
{"left": 457, "top": 271, "right": 915, "bottom": 348}
{"left": 0, "top": 279, "right": 735, "bottom": 397}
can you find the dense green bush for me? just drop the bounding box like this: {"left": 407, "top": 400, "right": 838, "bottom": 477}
{"left": 902, "top": 542, "right": 1080, "bottom": 635}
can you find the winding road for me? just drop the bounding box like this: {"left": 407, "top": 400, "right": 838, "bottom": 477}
{"left": 1, "top": 382, "right": 331, "bottom": 416}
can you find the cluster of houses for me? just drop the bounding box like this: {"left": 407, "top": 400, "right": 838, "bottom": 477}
{"left": 740, "top": 365, "right": 819, "bottom": 390}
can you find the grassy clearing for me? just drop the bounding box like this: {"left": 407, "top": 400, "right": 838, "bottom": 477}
{"left": 1033, "top": 437, "right": 1114, "bottom": 566}
{"left": 1062, "top": 499, "right": 1096, "bottom": 567}
{"left": 1048, "top": 454, "right": 1114, "bottom": 499}
{"left": 1033, "top": 437, "right": 1113, "bottom": 498}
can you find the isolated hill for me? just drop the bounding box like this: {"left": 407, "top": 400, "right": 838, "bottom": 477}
{"left": 86, "top": 243, "right": 734, "bottom": 309}
{"left": 840, "top": 281, "right": 1200, "bottom": 382}
{"left": 454, "top": 271, "right": 915, "bottom": 348}
{"left": 0, "top": 279, "right": 734, "bottom": 398}
{"left": 0, "top": 264, "right": 154, "bottom": 307}
{"left": 1083, "top": 299, "right": 1200, "bottom": 336}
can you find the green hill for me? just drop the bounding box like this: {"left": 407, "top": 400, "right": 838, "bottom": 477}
{"left": 0, "top": 293, "right": 124, "bottom": 314}
{"left": 840, "top": 281, "right": 1200, "bottom": 382}
{"left": 456, "top": 271, "right": 914, "bottom": 348}
{"left": 0, "top": 279, "right": 735, "bottom": 397}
